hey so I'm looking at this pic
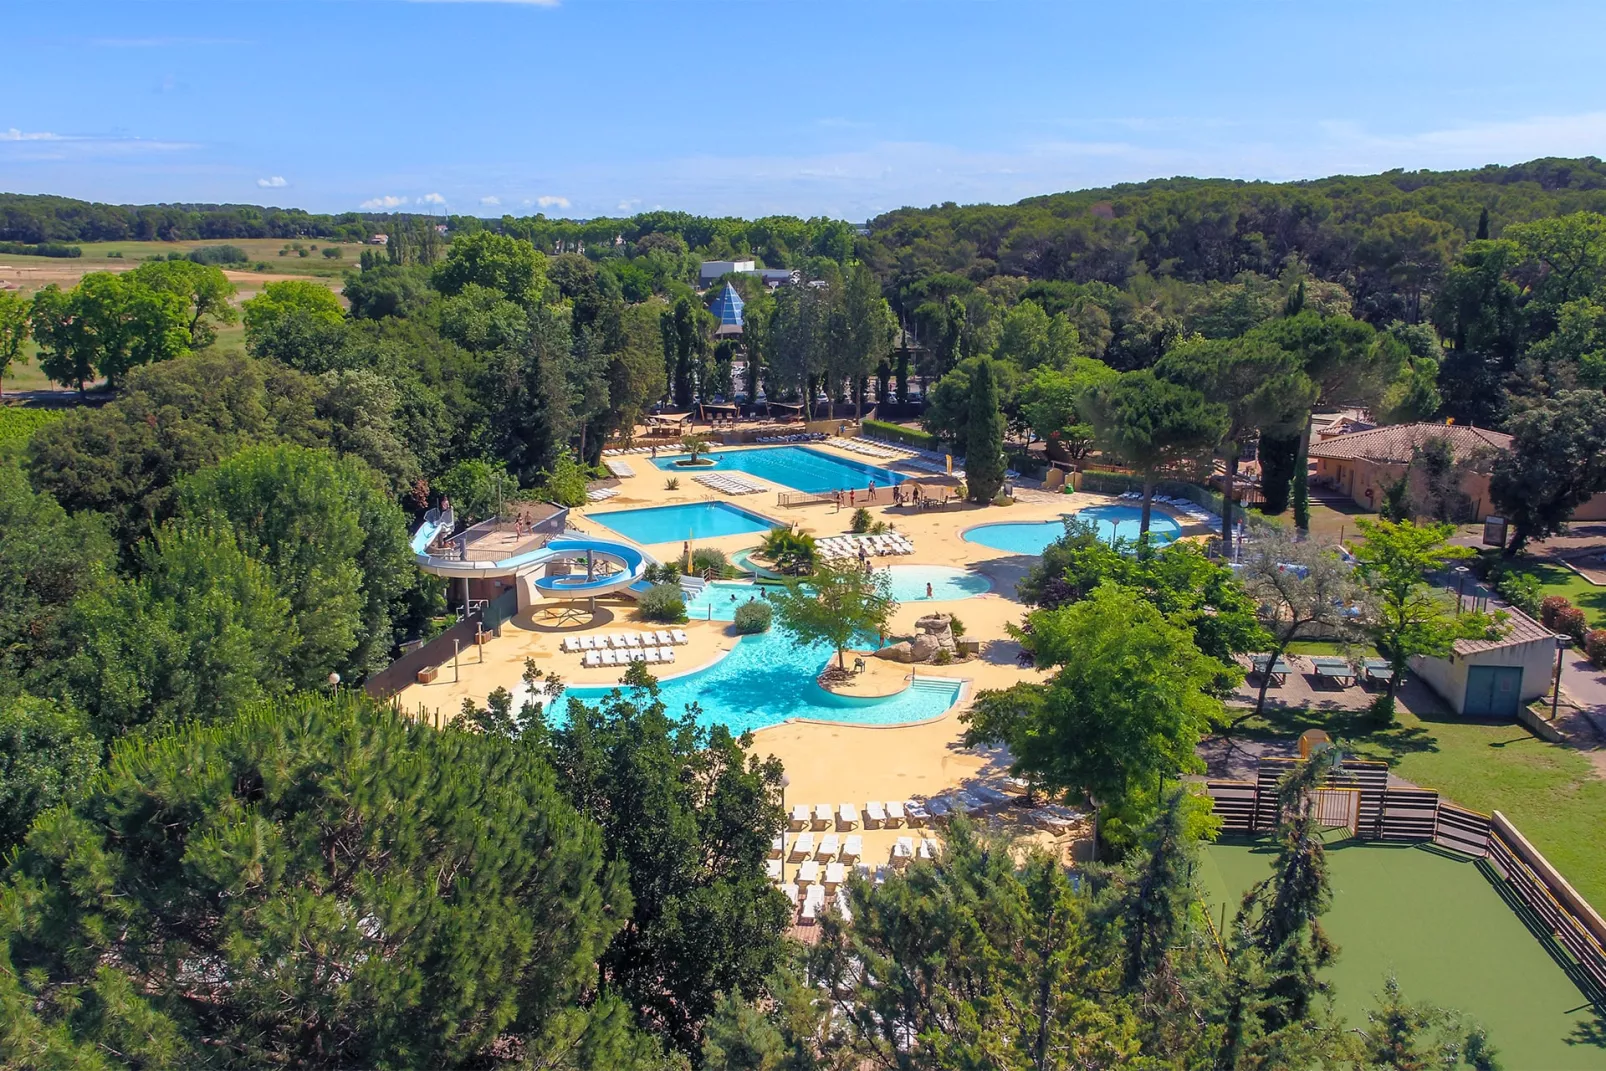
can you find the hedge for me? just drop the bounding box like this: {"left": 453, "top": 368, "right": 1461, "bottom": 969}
{"left": 0, "top": 241, "right": 80, "bottom": 258}
{"left": 862, "top": 419, "right": 938, "bottom": 451}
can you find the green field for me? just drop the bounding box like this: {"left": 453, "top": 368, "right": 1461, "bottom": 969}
{"left": 1501, "top": 556, "right": 1606, "bottom": 630}
{"left": 1200, "top": 837, "right": 1605, "bottom": 1068}
{"left": 0, "top": 237, "right": 368, "bottom": 279}
{"left": 1235, "top": 703, "right": 1606, "bottom": 916}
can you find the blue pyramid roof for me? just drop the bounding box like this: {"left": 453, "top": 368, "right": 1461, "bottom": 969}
{"left": 709, "top": 282, "right": 744, "bottom": 329}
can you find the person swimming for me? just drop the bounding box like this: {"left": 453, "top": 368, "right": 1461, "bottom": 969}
{"left": 926, "top": 582, "right": 933, "bottom": 598}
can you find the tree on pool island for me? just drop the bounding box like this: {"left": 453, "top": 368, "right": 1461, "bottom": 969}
{"left": 771, "top": 559, "right": 896, "bottom": 672}
{"left": 1351, "top": 518, "right": 1502, "bottom": 723}
{"left": 680, "top": 432, "right": 712, "bottom": 464}
{"left": 962, "top": 583, "right": 1227, "bottom": 846}
{"left": 1085, "top": 369, "right": 1228, "bottom": 541}
{"left": 0, "top": 692, "right": 657, "bottom": 1070}
{"left": 964, "top": 357, "right": 1007, "bottom": 503}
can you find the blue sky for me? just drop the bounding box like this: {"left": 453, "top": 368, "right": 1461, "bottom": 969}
{"left": 5, "top": 0, "right": 1606, "bottom": 220}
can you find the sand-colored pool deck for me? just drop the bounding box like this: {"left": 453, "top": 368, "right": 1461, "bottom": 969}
{"left": 396, "top": 438, "right": 1215, "bottom": 815}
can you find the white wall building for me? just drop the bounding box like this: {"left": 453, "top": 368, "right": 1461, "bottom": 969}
{"left": 1411, "top": 608, "right": 1558, "bottom": 717}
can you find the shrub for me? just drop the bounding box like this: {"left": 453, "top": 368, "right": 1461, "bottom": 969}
{"left": 850, "top": 507, "right": 873, "bottom": 534}
{"left": 691, "top": 547, "right": 729, "bottom": 576}
{"left": 1540, "top": 595, "right": 1572, "bottom": 629}
{"left": 531, "top": 454, "right": 592, "bottom": 508}
{"left": 863, "top": 418, "right": 937, "bottom": 450}
{"left": 0, "top": 241, "right": 80, "bottom": 258}
{"left": 1555, "top": 606, "right": 1589, "bottom": 644}
{"left": 106, "top": 250, "right": 123, "bottom": 259}
{"left": 187, "top": 244, "right": 248, "bottom": 266}
{"left": 636, "top": 582, "right": 687, "bottom": 623}
{"left": 948, "top": 614, "right": 965, "bottom": 638}
{"left": 1493, "top": 570, "right": 1543, "bottom": 618}
{"left": 1585, "top": 629, "right": 1606, "bottom": 669}
{"left": 664, "top": 476, "right": 680, "bottom": 490}
{"left": 298, "top": 248, "right": 310, "bottom": 258}
{"left": 644, "top": 562, "right": 681, "bottom": 584}
{"left": 733, "top": 600, "right": 772, "bottom": 635}
{"left": 0, "top": 408, "right": 66, "bottom": 453}
{"left": 322, "top": 247, "right": 343, "bottom": 259}
{"left": 932, "top": 648, "right": 953, "bottom": 665}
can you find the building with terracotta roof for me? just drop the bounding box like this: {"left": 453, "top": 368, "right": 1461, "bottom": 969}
{"left": 1308, "top": 422, "right": 1512, "bottom": 520}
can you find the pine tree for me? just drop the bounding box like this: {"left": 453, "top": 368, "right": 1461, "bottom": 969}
{"left": 0, "top": 692, "right": 638, "bottom": 1069}
{"left": 965, "top": 357, "right": 1007, "bottom": 503}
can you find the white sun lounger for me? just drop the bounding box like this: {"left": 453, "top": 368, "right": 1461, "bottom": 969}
{"left": 561, "top": 636, "right": 577, "bottom": 653}
{"left": 812, "top": 803, "right": 833, "bottom": 828}
{"left": 885, "top": 800, "right": 904, "bottom": 827}
{"left": 658, "top": 646, "right": 676, "bottom": 663}
{"left": 600, "top": 649, "right": 617, "bottom": 666}
{"left": 623, "top": 633, "right": 642, "bottom": 648}
{"left": 892, "top": 836, "right": 914, "bottom": 864}
{"left": 926, "top": 798, "right": 951, "bottom": 821}
{"left": 824, "top": 861, "right": 846, "bottom": 889}
{"left": 919, "top": 837, "right": 938, "bottom": 861}
{"left": 801, "top": 883, "right": 825, "bottom": 923}
{"left": 789, "top": 832, "right": 815, "bottom": 861}
{"left": 838, "top": 803, "right": 859, "bottom": 829}
{"left": 579, "top": 635, "right": 596, "bottom": 651}
{"left": 842, "top": 835, "right": 862, "bottom": 862}
{"left": 583, "top": 650, "right": 600, "bottom": 668}
{"left": 769, "top": 834, "right": 785, "bottom": 858}
{"left": 611, "top": 633, "right": 630, "bottom": 649}
{"left": 796, "top": 859, "right": 820, "bottom": 886}
{"left": 765, "top": 858, "right": 782, "bottom": 882}
{"left": 855, "top": 861, "right": 872, "bottom": 882}
{"left": 873, "top": 864, "right": 889, "bottom": 885}
{"left": 903, "top": 801, "right": 927, "bottom": 827}
{"left": 654, "top": 629, "right": 674, "bottom": 646}
{"left": 818, "top": 833, "right": 839, "bottom": 859}
{"left": 670, "top": 629, "right": 689, "bottom": 645}
{"left": 789, "top": 804, "right": 810, "bottom": 830}
{"left": 781, "top": 882, "right": 799, "bottom": 906}
{"left": 643, "top": 648, "right": 660, "bottom": 664}
{"left": 865, "top": 801, "right": 886, "bottom": 828}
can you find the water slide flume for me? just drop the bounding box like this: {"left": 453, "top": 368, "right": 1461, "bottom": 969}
{"left": 411, "top": 508, "right": 651, "bottom": 600}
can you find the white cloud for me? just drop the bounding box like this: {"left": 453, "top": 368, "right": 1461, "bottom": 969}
{"left": 536, "top": 194, "right": 570, "bottom": 209}
{"left": 420, "top": 192, "right": 447, "bottom": 205}
{"left": 360, "top": 195, "right": 409, "bottom": 210}
{"left": 1, "top": 128, "right": 63, "bottom": 141}
{"left": 479, "top": 195, "right": 501, "bottom": 206}
{"left": 257, "top": 176, "right": 288, "bottom": 188}
{"left": 616, "top": 198, "right": 641, "bottom": 213}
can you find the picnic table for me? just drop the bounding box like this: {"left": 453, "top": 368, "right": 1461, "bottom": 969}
{"left": 1362, "top": 658, "right": 1395, "bottom": 686}
{"left": 1308, "top": 656, "right": 1357, "bottom": 687}
{"left": 1250, "top": 655, "right": 1293, "bottom": 684}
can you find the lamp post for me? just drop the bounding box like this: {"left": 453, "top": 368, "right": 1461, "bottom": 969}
{"left": 1453, "top": 565, "right": 1470, "bottom": 614}
{"left": 1552, "top": 634, "right": 1572, "bottom": 723}
{"left": 327, "top": 671, "right": 341, "bottom": 695}
{"left": 779, "top": 773, "right": 791, "bottom": 824}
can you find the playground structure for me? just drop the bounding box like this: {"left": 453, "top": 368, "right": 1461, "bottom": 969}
{"left": 411, "top": 507, "right": 654, "bottom": 620}
{"left": 1207, "top": 756, "right": 1606, "bottom": 1001}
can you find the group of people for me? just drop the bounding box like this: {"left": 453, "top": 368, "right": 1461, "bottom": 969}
{"left": 831, "top": 481, "right": 952, "bottom": 511}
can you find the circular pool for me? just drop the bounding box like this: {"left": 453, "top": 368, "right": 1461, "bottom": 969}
{"left": 882, "top": 564, "right": 991, "bottom": 602}
{"left": 964, "top": 505, "right": 1181, "bottom": 556}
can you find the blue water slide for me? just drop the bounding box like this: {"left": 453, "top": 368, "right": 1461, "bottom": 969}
{"left": 411, "top": 509, "right": 651, "bottom": 599}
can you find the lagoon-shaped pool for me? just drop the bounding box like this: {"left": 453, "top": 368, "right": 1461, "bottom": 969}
{"left": 964, "top": 505, "right": 1181, "bottom": 556}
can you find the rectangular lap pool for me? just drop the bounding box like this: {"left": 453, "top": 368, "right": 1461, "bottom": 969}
{"left": 651, "top": 445, "right": 905, "bottom": 494}
{"left": 588, "top": 500, "right": 782, "bottom": 545}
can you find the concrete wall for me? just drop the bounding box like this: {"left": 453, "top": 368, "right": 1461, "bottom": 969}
{"left": 1573, "top": 490, "right": 1606, "bottom": 522}
{"left": 1412, "top": 638, "right": 1556, "bottom": 715}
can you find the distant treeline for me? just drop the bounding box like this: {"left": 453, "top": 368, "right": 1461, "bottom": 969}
{"left": 0, "top": 240, "right": 81, "bottom": 258}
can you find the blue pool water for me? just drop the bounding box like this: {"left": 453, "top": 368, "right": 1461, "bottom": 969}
{"left": 964, "top": 505, "right": 1181, "bottom": 555}
{"left": 883, "top": 564, "right": 991, "bottom": 602}
{"left": 589, "top": 501, "right": 781, "bottom": 545}
{"left": 551, "top": 629, "right": 964, "bottom": 735}
{"left": 651, "top": 445, "right": 904, "bottom": 494}
{"left": 684, "top": 580, "right": 768, "bottom": 621}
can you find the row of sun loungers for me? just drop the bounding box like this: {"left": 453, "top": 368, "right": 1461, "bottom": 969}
{"left": 828, "top": 436, "right": 912, "bottom": 462}
{"left": 562, "top": 629, "right": 688, "bottom": 653}
{"left": 786, "top": 789, "right": 1024, "bottom": 833}
{"left": 603, "top": 459, "right": 635, "bottom": 478}
{"left": 1115, "top": 490, "right": 1215, "bottom": 523}
{"left": 585, "top": 486, "right": 620, "bottom": 502}
{"left": 603, "top": 445, "right": 661, "bottom": 455}
{"left": 582, "top": 647, "right": 676, "bottom": 667}
{"left": 693, "top": 472, "right": 764, "bottom": 495}
{"left": 814, "top": 533, "right": 915, "bottom": 560}
{"left": 755, "top": 432, "right": 828, "bottom": 444}
{"left": 774, "top": 831, "right": 866, "bottom": 864}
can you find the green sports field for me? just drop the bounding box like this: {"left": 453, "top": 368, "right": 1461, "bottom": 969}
{"left": 1200, "top": 837, "right": 1606, "bottom": 1069}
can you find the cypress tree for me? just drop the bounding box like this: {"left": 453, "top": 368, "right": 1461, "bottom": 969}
{"left": 1476, "top": 205, "right": 1490, "bottom": 240}
{"left": 965, "top": 357, "right": 1007, "bottom": 503}
{"left": 1258, "top": 430, "right": 1300, "bottom": 514}
{"left": 1293, "top": 465, "right": 1310, "bottom": 531}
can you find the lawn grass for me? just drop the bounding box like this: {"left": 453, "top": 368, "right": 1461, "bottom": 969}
{"left": 1285, "top": 640, "right": 1379, "bottom": 658}
{"left": 1229, "top": 703, "right": 1606, "bottom": 912}
{"left": 1500, "top": 556, "right": 1606, "bottom": 629}
{"left": 1199, "top": 837, "right": 1606, "bottom": 1068}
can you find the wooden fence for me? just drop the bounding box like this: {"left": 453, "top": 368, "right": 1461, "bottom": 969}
{"left": 1204, "top": 758, "right": 1606, "bottom": 1002}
